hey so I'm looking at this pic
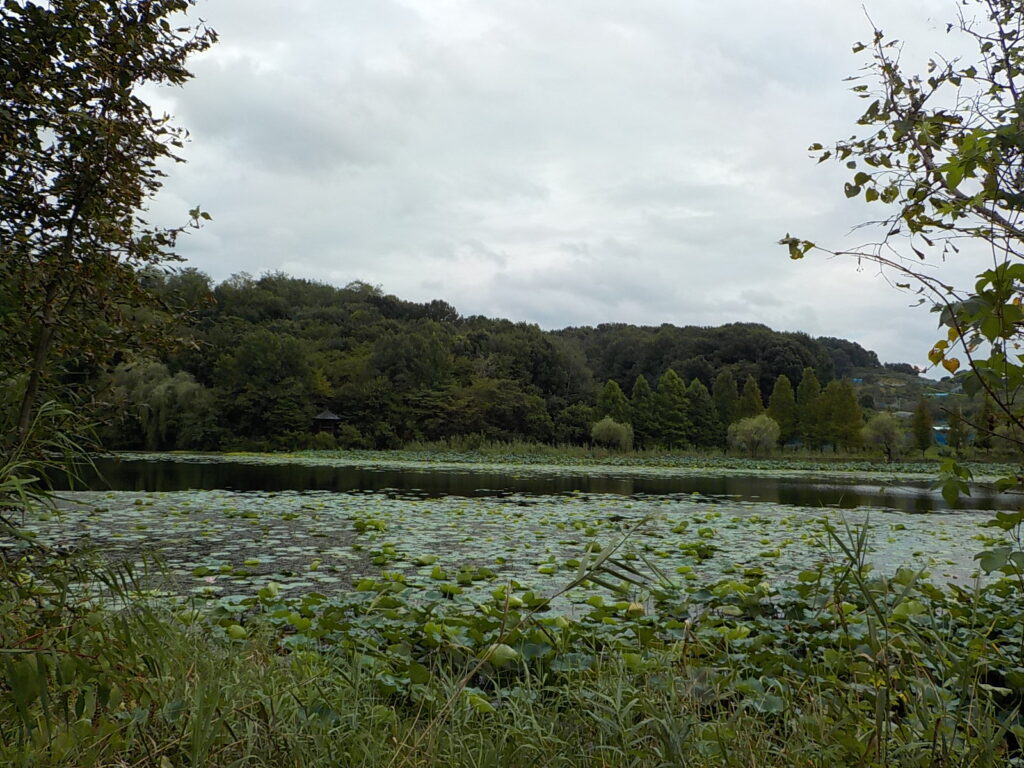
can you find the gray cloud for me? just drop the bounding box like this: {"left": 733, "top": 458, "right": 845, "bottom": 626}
{"left": 148, "top": 0, "right": 986, "bottom": 370}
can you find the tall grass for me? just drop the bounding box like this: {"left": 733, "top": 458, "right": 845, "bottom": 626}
{"left": 4, "top": 400, "right": 1023, "bottom": 766}
{"left": 399, "top": 434, "right": 959, "bottom": 465}
{"left": 3, "top": 525, "right": 1024, "bottom": 767}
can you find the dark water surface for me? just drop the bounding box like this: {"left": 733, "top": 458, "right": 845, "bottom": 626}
{"left": 58, "top": 456, "right": 1013, "bottom": 513}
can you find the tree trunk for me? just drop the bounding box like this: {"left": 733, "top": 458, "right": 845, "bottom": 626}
{"left": 16, "top": 197, "right": 86, "bottom": 438}
{"left": 16, "top": 301, "right": 58, "bottom": 439}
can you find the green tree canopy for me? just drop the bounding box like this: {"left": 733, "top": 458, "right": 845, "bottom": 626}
{"left": 975, "top": 398, "right": 996, "bottom": 452}
{"left": 796, "top": 367, "right": 822, "bottom": 448}
{"left": 686, "top": 379, "right": 724, "bottom": 449}
{"left": 596, "top": 379, "right": 631, "bottom": 424}
{"left": 590, "top": 417, "right": 633, "bottom": 451}
{"left": 0, "top": 0, "right": 216, "bottom": 440}
{"left": 948, "top": 406, "right": 966, "bottom": 453}
{"left": 727, "top": 414, "right": 780, "bottom": 458}
{"left": 737, "top": 375, "right": 764, "bottom": 420}
{"left": 818, "top": 380, "right": 864, "bottom": 451}
{"left": 712, "top": 369, "right": 739, "bottom": 426}
{"left": 554, "top": 403, "right": 595, "bottom": 446}
{"left": 784, "top": 0, "right": 1024, "bottom": 501}
{"left": 767, "top": 374, "right": 798, "bottom": 443}
{"left": 862, "top": 412, "right": 903, "bottom": 463}
{"left": 654, "top": 369, "right": 690, "bottom": 449}
{"left": 912, "top": 399, "right": 934, "bottom": 454}
{"left": 630, "top": 375, "right": 657, "bottom": 449}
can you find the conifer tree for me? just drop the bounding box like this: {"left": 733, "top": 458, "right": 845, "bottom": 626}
{"left": 655, "top": 369, "right": 690, "bottom": 449}
{"left": 737, "top": 375, "right": 764, "bottom": 420}
{"left": 948, "top": 406, "right": 965, "bottom": 452}
{"left": 796, "top": 367, "right": 822, "bottom": 448}
{"left": 767, "top": 374, "right": 798, "bottom": 443}
{"left": 912, "top": 398, "right": 934, "bottom": 454}
{"left": 686, "top": 379, "right": 724, "bottom": 448}
{"left": 596, "top": 379, "right": 630, "bottom": 424}
{"left": 818, "top": 380, "right": 863, "bottom": 450}
{"left": 630, "top": 375, "right": 657, "bottom": 449}
{"left": 712, "top": 370, "right": 739, "bottom": 426}
{"left": 975, "top": 397, "right": 995, "bottom": 452}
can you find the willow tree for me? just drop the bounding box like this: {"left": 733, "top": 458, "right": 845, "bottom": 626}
{"left": 1, "top": 0, "right": 216, "bottom": 441}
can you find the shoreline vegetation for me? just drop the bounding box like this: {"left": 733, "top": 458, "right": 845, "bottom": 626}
{"left": 110, "top": 445, "right": 1021, "bottom": 484}
{"left": 4, "top": 491, "right": 1024, "bottom": 766}
{"left": 5, "top": 450, "right": 1023, "bottom": 765}
{"left": 5, "top": 0, "right": 1024, "bottom": 764}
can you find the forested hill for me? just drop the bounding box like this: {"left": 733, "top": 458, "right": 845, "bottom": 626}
{"left": 101, "top": 269, "right": 902, "bottom": 451}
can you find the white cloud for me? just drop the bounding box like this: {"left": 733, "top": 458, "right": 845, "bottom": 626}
{"left": 149, "top": 0, "right": 989, "bottom": 370}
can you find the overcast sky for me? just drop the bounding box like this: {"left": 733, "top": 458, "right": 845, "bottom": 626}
{"left": 147, "top": 0, "right": 987, "bottom": 370}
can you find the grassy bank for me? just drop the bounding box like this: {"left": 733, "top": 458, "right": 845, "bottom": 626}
{"left": 134, "top": 445, "right": 1018, "bottom": 484}
{"left": 140, "top": 443, "right": 1007, "bottom": 476}
{"left": 3, "top": 524, "right": 1024, "bottom": 767}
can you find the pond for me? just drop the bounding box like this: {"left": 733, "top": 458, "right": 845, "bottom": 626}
{"left": 15, "top": 453, "right": 1015, "bottom": 610}
{"left": 62, "top": 454, "right": 1014, "bottom": 513}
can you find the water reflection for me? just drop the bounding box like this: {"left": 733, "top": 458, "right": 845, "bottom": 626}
{"left": 52, "top": 457, "right": 1014, "bottom": 513}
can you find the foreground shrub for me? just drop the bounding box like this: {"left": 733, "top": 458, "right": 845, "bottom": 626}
{"left": 3, "top": 531, "right": 1024, "bottom": 767}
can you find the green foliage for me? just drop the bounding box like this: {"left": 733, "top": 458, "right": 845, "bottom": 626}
{"left": 948, "top": 406, "right": 967, "bottom": 453}
{"left": 976, "top": 397, "right": 996, "bottom": 452}
{"left": 6, "top": 514, "right": 1024, "bottom": 767}
{"left": 589, "top": 417, "right": 633, "bottom": 451}
{"left": 559, "top": 323, "right": 839, "bottom": 399}
{"left": 595, "top": 379, "right": 630, "bottom": 424}
{"left": 912, "top": 398, "right": 934, "bottom": 454}
{"left": 453, "top": 379, "right": 554, "bottom": 445}
{"left": 102, "top": 359, "right": 218, "bottom": 450}
{"left": 309, "top": 431, "right": 337, "bottom": 450}
{"left": 862, "top": 413, "right": 903, "bottom": 463}
{"left": 0, "top": 0, "right": 216, "bottom": 440}
{"left": 817, "top": 380, "right": 864, "bottom": 451}
{"left": 767, "top": 374, "right": 798, "bottom": 443}
{"left": 74, "top": 266, "right": 894, "bottom": 454}
{"left": 727, "top": 414, "right": 780, "bottom": 458}
{"left": 788, "top": 0, "right": 1024, "bottom": 488}
{"left": 654, "top": 369, "right": 690, "bottom": 449}
{"left": 629, "top": 375, "right": 657, "bottom": 449}
{"left": 712, "top": 369, "right": 739, "bottom": 426}
{"left": 796, "top": 367, "right": 822, "bottom": 448}
{"left": 737, "top": 375, "right": 764, "bottom": 420}
{"left": 554, "top": 403, "right": 596, "bottom": 445}
{"left": 685, "top": 379, "right": 724, "bottom": 448}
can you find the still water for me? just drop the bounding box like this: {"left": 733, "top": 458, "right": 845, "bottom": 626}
{"left": 62, "top": 456, "right": 1013, "bottom": 513}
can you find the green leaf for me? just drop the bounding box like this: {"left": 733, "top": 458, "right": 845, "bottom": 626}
{"left": 975, "top": 547, "right": 1011, "bottom": 573}
{"left": 466, "top": 693, "right": 496, "bottom": 714}
{"left": 945, "top": 164, "right": 964, "bottom": 189}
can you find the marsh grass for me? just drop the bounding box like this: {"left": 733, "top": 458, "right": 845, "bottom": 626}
{"left": 398, "top": 435, "right": 1010, "bottom": 466}
{"left": 3, "top": 516, "right": 1024, "bottom": 767}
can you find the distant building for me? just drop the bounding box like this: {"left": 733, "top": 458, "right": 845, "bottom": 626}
{"left": 312, "top": 409, "right": 341, "bottom": 435}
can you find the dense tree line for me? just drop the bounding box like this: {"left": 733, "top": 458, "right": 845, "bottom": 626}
{"left": 95, "top": 270, "right": 894, "bottom": 451}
